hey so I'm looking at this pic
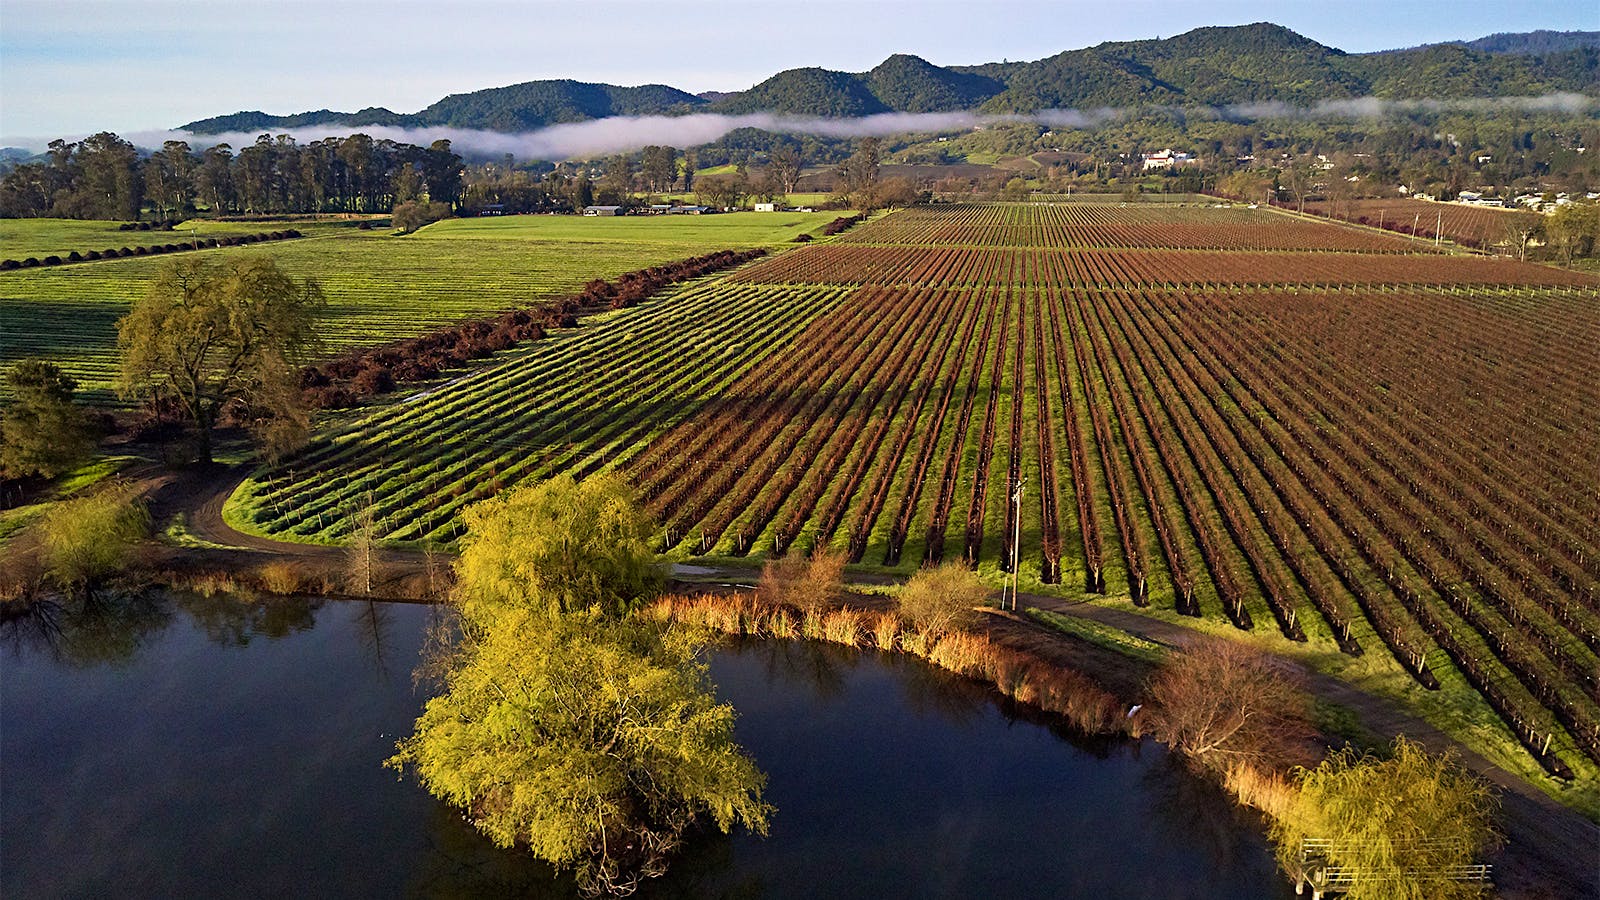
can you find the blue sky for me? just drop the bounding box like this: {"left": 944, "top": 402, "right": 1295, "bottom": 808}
{"left": 1, "top": 0, "right": 1595, "bottom": 141}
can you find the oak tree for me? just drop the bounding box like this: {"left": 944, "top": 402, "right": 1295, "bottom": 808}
{"left": 118, "top": 257, "right": 324, "bottom": 463}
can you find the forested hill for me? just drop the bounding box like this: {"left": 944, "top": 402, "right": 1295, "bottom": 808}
{"left": 181, "top": 80, "right": 707, "bottom": 134}
{"left": 180, "top": 24, "right": 1598, "bottom": 133}
{"left": 1398, "top": 30, "right": 1600, "bottom": 56}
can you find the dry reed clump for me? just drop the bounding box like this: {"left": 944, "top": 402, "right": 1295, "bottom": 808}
{"left": 821, "top": 608, "right": 866, "bottom": 647}
{"left": 870, "top": 611, "right": 902, "bottom": 652}
{"left": 184, "top": 571, "right": 242, "bottom": 596}
{"left": 800, "top": 608, "right": 826, "bottom": 641}
{"left": 255, "top": 561, "right": 305, "bottom": 595}
{"left": 766, "top": 607, "right": 797, "bottom": 639}
{"left": 653, "top": 590, "right": 1125, "bottom": 737}
{"left": 1223, "top": 763, "right": 1299, "bottom": 822}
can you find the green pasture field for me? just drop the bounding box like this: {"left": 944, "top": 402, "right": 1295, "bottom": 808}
{"left": 427, "top": 209, "right": 840, "bottom": 245}
{"left": 0, "top": 211, "right": 840, "bottom": 403}
{"left": 0, "top": 217, "right": 358, "bottom": 260}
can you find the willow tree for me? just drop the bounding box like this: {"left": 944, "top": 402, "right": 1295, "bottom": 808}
{"left": 1271, "top": 737, "right": 1498, "bottom": 900}
{"left": 452, "top": 473, "right": 661, "bottom": 625}
{"left": 389, "top": 613, "right": 769, "bottom": 896}
{"left": 391, "top": 475, "right": 766, "bottom": 896}
{"left": 118, "top": 256, "right": 324, "bottom": 462}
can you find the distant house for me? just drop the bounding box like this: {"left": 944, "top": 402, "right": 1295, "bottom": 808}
{"left": 479, "top": 204, "right": 505, "bottom": 216}
{"left": 583, "top": 205, "right": 623, "bottom": 217}
{"left": 1141, "top": 149, "right": 1196, "bottom": 171}
{"left": 753, "top": 202, "right": 778, "bottom": 212}
{"left": 665, "top": 205, "right": 711, "bottom": 215}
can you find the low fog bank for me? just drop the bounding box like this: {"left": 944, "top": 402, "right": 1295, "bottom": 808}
{"left": 4, "top": 93, "right": 1592, "bottom": 161}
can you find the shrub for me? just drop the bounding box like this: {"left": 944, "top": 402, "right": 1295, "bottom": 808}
{"left": 21, "top": 257, "right": 39, "bottom": 267}
{"left": 756, "top": 546, "right": 845, "bottom": 612}
{"left": 84, "top": 250, "right": 102, "bottom": 260}
{"left": 67, "top": 250, "right": 84, "bottom": 262}
{"left": 897, "top": 562, "right": 992, "bottom": 636}
{"left": 39, "top": 485, "right": 150, "bottom": 586}
{"left": 352, "top": 365, "right": 395, "bottom": 396}
{"left": 0, "top": 259, "right": 18, "bottom": 270}
{"left": 256, "top": 561, "right": 306, "bottom": 595}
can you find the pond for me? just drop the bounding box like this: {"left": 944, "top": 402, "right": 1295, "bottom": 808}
{"left": 1, "top": 593, "right": 1288, "bottom": 898}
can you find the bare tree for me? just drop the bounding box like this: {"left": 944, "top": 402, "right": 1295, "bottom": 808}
{"left": 1149, "top": 638, "right": 1316, "bottom": 774}
{"left": 1502, "top": 218, "right": 1538, "bottom": 261}
{"left": 346, "top": 494, "right": 379, "bottom": 596}
{"left": 768, "top": 146, "right": 803, "bottom": 194}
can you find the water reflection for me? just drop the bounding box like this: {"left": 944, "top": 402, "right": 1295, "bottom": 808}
{"left": 1, "top": 588, "right": 331, "bottom": 664}
{"left": 178, "top": 589, "right": 321, "bottom": 646}
{"left": 742, "top": 635, "right": 850, "bottom": 700}
{"left": 1141, "top": 753, "right": 1277, "bottom": 875}
{"left": 351, "top": 599, "right": 394, "bottom": 678}
{"left": 1, "top": 590, "right": 172, "bottom": 667}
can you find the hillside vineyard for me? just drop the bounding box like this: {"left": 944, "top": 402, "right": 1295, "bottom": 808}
{"left": 239, "top": 202, "right": 1600, "bottom": 779}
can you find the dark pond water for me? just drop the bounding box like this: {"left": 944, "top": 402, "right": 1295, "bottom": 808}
{"left": 1, "top": 593, "right": 1289, "bottom": 898}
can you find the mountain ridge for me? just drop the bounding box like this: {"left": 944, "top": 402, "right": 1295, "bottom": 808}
{"left": 179, "top": 24, "right": 1599, "bottom": 134}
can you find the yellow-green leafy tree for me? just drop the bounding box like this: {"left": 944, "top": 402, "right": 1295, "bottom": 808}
{"left": 390, "top": 474, "right": 765, "bottom": 896}
{"left": 389, "top": 613, "right": 769, "bottom": 896}
{"left": 1271, "top": 737, "right": 1499, "bottom": 900}
{"left": 452, "top": 473, "right": 661, "bottom": 625}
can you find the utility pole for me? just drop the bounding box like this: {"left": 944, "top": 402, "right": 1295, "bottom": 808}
{"left": 1435, "top": 210, "right": 1443, "bottom": 250}
{"left": 1009, "top": 478, "right": 1026, "bottom": 611}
